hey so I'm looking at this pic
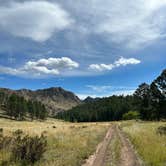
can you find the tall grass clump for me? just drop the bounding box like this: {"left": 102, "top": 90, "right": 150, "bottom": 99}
{"left": 0, "top": 128, "right": 47, "bottom": 165}
{"left": 121, "top": 121, "right": 166, "bottom": 166}
{"left": 11, "top": 134, "right": 47, "bottom": 165}
{"left": 0, "top": 119, "right": 109, "bottom": 166}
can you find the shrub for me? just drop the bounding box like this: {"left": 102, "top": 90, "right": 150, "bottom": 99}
{"left": 0, "top": 160, "right": 10, "bottom": 166}
{"left": 0, "top": 128, "right": 3, "bottom": 138}
{"left": 0, "top": 128, "right": 3, "bottom": 133}
{"left": 156, "top": 125, "right": 166, "bottom": 135}
{"left": 122, "top": 111, "right": 140, "bottom": 120}
{"left": 13, "top": 129, "right": 24, "bottom": 136}
{"left": 11, "top": 134, "right": 47, "bottom": 164}
{"left": 0, "top": 132, "right": 13, "bottom": 150}
{"left": 42, "top": 131, "right": 47, "bottom": 135}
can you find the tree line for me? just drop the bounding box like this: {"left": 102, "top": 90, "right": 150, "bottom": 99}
{"left": 56, "top": 69, "right": 166, "bottom": 122}
{"left": 0, "top": 93, "right": 47, "bottom": 120}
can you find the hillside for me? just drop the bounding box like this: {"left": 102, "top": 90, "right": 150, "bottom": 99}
{"left": 0, "top": 87, "right": 81, "bottom": 115}
{"left": 56, "top": 69, "right": 166, "bottom": 122}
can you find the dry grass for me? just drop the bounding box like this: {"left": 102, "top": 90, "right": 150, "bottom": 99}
{"left": 120, "top": 120, "right": 166, "bottom": 166}
{"left": 2, "top": 118, "right": 165, "bottom": 166}
{"left": 0, "top": 118, "right": 110, "bottom": 166}
{"left": 104, "top": 131, "right": 121, "bottom": 166}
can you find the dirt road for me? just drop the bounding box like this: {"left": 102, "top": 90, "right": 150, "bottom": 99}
{"left": 117, "top": 126, "right": 142, "bottom": 166}
{"left": 82, "top": 125, "right": 142, "bottom": 166}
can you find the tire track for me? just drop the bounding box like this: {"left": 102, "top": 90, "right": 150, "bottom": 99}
{"left": 82, "top": 126, "right": 115, "bottom": 166}
{"left": 116, "top": 126, "right": 142, "bottom": 166}
{"left": 82, "top": 125, "right": 143, "bottom": 166}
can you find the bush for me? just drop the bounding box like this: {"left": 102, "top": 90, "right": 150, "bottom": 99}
{"left": 0, "top": 128, "right": 3, "bottom": 138}
{"left": 0, "top": 134, "right": 13, "bottom": 150}
{"left": 13, "top": 129, "right": 24, "bottom": 136}
{"left": 11, "top": 134, "right": 47, "bottom": 164}
{"left": 156, "top": 125, "right": 166, "bottom": 135}
{"left": 122, "top": 111, "right": 140, "bottom": 120}
{"left": 0, "top": 128, "right": 3, "bottom": 133}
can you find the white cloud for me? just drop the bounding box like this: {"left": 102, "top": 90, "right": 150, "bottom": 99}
{"left": 89, "top": 57, "right": 140, "bottom": 71}
{"left": 87, "top": 85, "right": 112, "bottom": 93}
{"left": 77, "top": 85, "right": 136, "bottom": 99}
{"left": 89, "top": 64, "right": 114, "bottom": 72}
{"left": 86, "top": 84, "right": 136, "bottom": 94}
{"left": 26, "top": 57, "right": 79, "bottom": 70}
{"left": 0, "top": 57, "right": 79, "bottom": 78}
{"left": 114, "top": 57, "right": 141, "bottom": 67}
{"left": 1, "top": 0, "right": 166, "bottom": 48}
{"left": 111, "top": 90, "right": 135, "bottom": 96}
{"left": 95, "top": 0, "right": 166, "bottom": 48}
{"left": 77, "top": 90, "right": 135, "bottom": 100}
{"left": 0, "top": 1, "right": 73, "bottom": 42}
{"left": 62, "top": 0, "right": 166, "bottom": 48}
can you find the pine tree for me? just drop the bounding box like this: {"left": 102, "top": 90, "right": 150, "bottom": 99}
{"left": 27, "top": 101, "right": 35, "bottom": 120}
{"left": 150, "top": 69, "right": 166, "bottom": 119}
{"left": 7, "top": 94, "right": 17, "bottom": 118}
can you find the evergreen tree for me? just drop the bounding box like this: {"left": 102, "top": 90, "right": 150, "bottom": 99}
{"left": 56, "top": 69, "right": 166, "bottom": 122}
{"left": 134, "top": 83, "right": 153, "bottom": 120}
{"left": 7, "top": 94, "right": 17, "bottom": 118}
{"left": 150, "top": 69, "right": 166, "bottom": 119}
{"left": 27, "top": 101, "right": 35, "bottom": 120}
{"left": 6, "top": 94, "right": 48, "bottom": 120}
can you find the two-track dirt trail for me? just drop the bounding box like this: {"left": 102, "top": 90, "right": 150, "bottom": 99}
{"left": 82, "top": 125, "right": 142, "bottom": 166}
{"left": 117, "top": 126, "right": 142, "bottom": 166}
{"left": 82, "top": 126, "right": 115, "bottom": 166}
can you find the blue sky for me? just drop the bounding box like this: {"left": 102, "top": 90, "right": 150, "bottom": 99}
{"left": 0, "top": 0, "right": 166, "bottom": 99}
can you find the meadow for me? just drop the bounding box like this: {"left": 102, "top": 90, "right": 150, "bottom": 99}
{"left": 0, "top": 118, "right": 166, "bottom": 166}
{"left": 0, "top": 118, "right": 109, "bottom": 166}
{"left": 120, "top": 121, "right": 166, "bottom": 166}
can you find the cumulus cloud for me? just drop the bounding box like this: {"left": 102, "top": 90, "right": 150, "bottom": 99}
{"left": 0, "top": 57, "right": 79, "bottom": 78}
{"left": 114, "top": 57, "right": 141, "bottom": 67}
{"left": 89, "top": 57, "right": 141, "bottom": 71}
{"left": 0, "top": 1, "right": 73, "bottom": 42}
{"left": 89, "top": 64, "right": 114, "bottom": 72}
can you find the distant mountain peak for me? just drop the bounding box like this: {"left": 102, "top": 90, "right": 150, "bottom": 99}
{"left": 0, "top": 87, "right": 81, "bottom": 115}
{"left": 84, "top": 96, "right": 100, "bottom": 103}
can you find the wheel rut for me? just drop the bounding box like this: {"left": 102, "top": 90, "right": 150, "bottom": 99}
{"left": 82, "top": 124, "right": 143, "bottom": 166}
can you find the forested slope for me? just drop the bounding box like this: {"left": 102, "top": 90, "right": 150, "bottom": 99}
{"left": 56, "top": 69, "right": 166, "bottom": 122}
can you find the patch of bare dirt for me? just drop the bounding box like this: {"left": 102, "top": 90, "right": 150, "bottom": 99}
{"left": 82, "top": 124, "right": 143, "bottom": 166}
{"left": 82, "top": 126, "right": 114, "bottom": 166}
{"left": 117, "top": 126, "right": 142, "bottom": 166}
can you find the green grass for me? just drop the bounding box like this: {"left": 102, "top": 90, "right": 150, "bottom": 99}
{"left": 120, "top": 121, "right": 166, "bottom": 166}
{"left": 0, "top": 118, "right": 109, "bottom": 166}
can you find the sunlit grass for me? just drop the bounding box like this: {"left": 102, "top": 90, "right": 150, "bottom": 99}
{"left": 120, "top": 121, "right": 166, "bottom": 166}
{"left": 104, "top": 131, "right": 121, "bottom": 166}
{"left": 0, "top": 118, "right": 109, "bottom": 166}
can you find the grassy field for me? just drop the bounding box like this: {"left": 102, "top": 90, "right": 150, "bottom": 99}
{"left": 0, "top": 119, "right": 166, "bottom": 166}
{"left": 0, "top": 118, "right": 110, "bottom": 166}
{"left": 120, "top": 121, "right": 166, "bottom": 166}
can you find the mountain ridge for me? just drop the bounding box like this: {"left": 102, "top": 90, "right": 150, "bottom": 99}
{"left": 0, "top": 87, "right": 81, "bottom": 115}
